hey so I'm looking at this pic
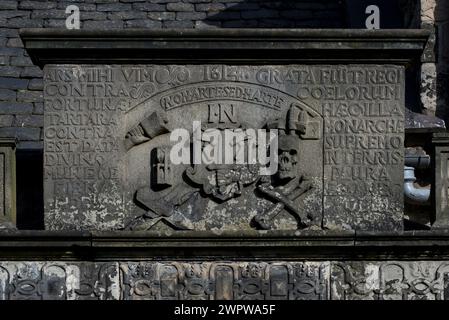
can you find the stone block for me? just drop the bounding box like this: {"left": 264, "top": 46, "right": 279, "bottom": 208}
{"left": 28, "top": 78, "right": 43, "bottom": 90}
{"left": 81, "top": 12, "right": 108, "bottom": 21}
{"left": 83, "top": 20, "right": 124, "bottom": 29}
{"left": 19, "top": 1, "right": 57, "bottom": 10}
{"left": 120, "top": 262, "right": 328, "bottom": 300}
{"left": 125, "top": 20, "right": 162, "bottom": 28}
{"left": 0, "top": 89, "right": 16, "bottom": 100}
{"left": 148, "top": 12, "right": 176, "bottom": 21}
{"left": 166, "top": 2, "right": 194, "bottom": 12}
{"left": 133, "top": 3, "right": 165, "bottom": 11}
{"left": 0, "top": 116, "right": 14, "bottom": 127}
{"left": 196, "top": 3, "right": 226, "bottom": 12}
{"left": 420, "top": 62, "right": 437, "bottom": 114}
{"left": 331, "top": 261, "right": 449, "bottom": 300}
{"left": 6, "top": 38, "right": 23, "bottom": 48}
{"left": 33, "top": 102, "right": 43, "bottom": 115}
{"left": 0, "top": 127, "right": 40, "bottom": 141}
{"left": 21, "top": 66, "right": 42, "bottom": 78}
{"left": 13, "top": 115, "right": 44, "bottom": 128}
{"left": 106, "top": 12, "right": 146, "bottom": 20}
{"left": 40, "top": 64, "right": 405, "bottom": 232}
{"left": 0, "top": 1, "right": 17, "bottom": 10}
{"left": 0, "top": 138, "right": 15, "bottom": 229}
{"left": 18, "top": 29, "right": 425, "bottom": 232}
{"left": 10, "top": 56, "right": 33, "bottom": 67}
{"left": 0, "top": 77, "right": 28, "bottom": 90}
{"left": 97, "top": 3, "right": 132, "bottom": 12}
{"left": 0, "top": 66, "right": 21, "bottom": 77}
{"left": 0, "top": 57, "right": 9, "bottom": 66}
{"left": 176, "top": 12, "right": 207, "bottom": 20}
{"left": 16, "top": 90, "right": 43, "bottom": 103}
{"left": 0, "top": 102, "right": 33, "bottom": 114}
{"left": 163, "top": 20, "right": 194, "bottom": 28}
{"left": 432, "top": 133, "right": 449, "bottom": 229}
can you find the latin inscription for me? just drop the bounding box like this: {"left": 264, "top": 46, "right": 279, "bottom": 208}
{"left": 43, "top": 64, "right": 404, "bottom": 231}
{"left": 319, "top": 66, "right": 404, "bottom": 230}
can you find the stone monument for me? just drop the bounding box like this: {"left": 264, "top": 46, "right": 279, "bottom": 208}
{"left": 20, "top": 29, "right": 427, "bottom": 233}
{"left": 0, "top": 29, "right": 444, "bottom": 301}
{"left": 0, "top": 138, "right": 16, "bottom": 230}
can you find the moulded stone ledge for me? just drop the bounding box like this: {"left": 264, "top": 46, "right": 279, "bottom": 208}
{"left": 1, "top": 230, "right": 449, "bottom": 261}
{"left": 19, "top": 28, "right": 430, "bottom": 67}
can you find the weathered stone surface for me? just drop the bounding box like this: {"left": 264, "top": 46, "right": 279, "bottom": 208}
{"left": 0, "top": 262, "right": 119, "bottom": 300}
{"left": 0, "top": 1, "right": 17, "bottom": 10}
{"left": 10, "top": 56, "right": 32, "bottom": 67}
{"left": 0, "top": 116, "right": 14, "bottom": 128}
{"left": 43, "top": 64, "right": 405, "bottom": 232}
{"left": 0, "top": 261, "right": 327, "bottom": 300}
{"left": 0, "top": 77, "right": 28, "bottom": 90}
{"left": 331, "top": 261, "right": 449, "bottom": 300}
{"left": 120, "top": 261, "right": 328, "bottom": 300}
{"left": 0, "top": 260, "right": 448, "bottom": 300}
{"left": 0, "top": 138, "right": 16, "bottom": 229}
{"left": 13, "top": 115, "right": 43, "bottom": 128}
{"left": 19, "top": 1, "right": 57, "bottom": 10}
{"left": 0, "top": 89, "right": 17, "bottom": 100}
{"left": 167, "top": 2, "right": 194, "bottom": 12}
{"left": 83, "top": 20, "right": 124, "bottom": 29}
{"left": 125, "top": 20, "right": 162, "bottom": 28}
{"left": 421, "top": 0, "right": 436, "bottom": 25}
{"left": 0, "top": 102, "right": 33, "bottom": 114}
{"left": 432, "top": 133, "right": 449, "bottom": 229}
{"left": 196, "top": 3, "right": 226, "bottom": 12}
{"left": 0, "top": 127, "right": 40, "bottom": 140}
{"left": 21, "top": 66, "right": 43, "bottom": 78}
{"left": 405, "top": 109, "right": 446, "bottom": 131}
{"left": 420, "top": 62, "right": 437, "bottom": 113}
{"left": 97, "top": 3, "right": 132, "bottom": 12}
{"left": 322, "top": 66, "right": 405, "bottom": 231}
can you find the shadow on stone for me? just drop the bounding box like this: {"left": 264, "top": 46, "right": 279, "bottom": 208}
{"left": 16, "top": 149, "right": 44, "bottom": 230}
{"left": 202, "top": 0, "right": 346, "bottom": 28}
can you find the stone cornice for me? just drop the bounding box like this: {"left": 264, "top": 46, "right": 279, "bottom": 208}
{"left": 20, "top": 28, "right": 430, "bottom": 67}
{"left": 1, "top": 230, "right": 449, "bottom": 261}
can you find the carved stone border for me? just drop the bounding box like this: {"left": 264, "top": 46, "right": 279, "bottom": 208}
{"left": 432, "top": 132, "right": 449, "bottom": 229}
{"left": 1, "top": 261, "right": 448, "bottom": 300}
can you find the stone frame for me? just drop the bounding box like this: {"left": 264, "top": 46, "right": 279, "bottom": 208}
{"left": 19, "top": 28, "right": 430, "bottom": 232}
{"left": 432, "top": 132, "right": 449, "bottom": 228}
{"left": 0, "top": 138, "right": 16, "bottom": 229}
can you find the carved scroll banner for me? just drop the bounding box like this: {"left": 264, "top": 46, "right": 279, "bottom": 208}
{"left": 43, "top": 64, "right": 403, "bottom": 232}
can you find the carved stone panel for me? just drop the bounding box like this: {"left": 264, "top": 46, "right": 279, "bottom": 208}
{"left": 432, "top": 133, "right": 449, "bottom": 229}
{"left": 321, "top": 66, "right": 405, "bottom": 231}
{"left": 0, "top": 262, "right": 119, "bottom": 300}
{"left": 1, "top": 261, "right": 449, "bottom": 300}
{"left": 330, "top": 261, "right": 449, "bottom": 300}
{"left": 120, "top": 262, "right": 328, "bottom": 300}
{"left": 43, "top": 65, "right": 404, "bottom": 231}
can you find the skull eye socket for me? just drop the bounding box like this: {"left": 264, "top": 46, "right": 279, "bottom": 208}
{"left": 289, "top": 150, "right": 297, "bottom": 156}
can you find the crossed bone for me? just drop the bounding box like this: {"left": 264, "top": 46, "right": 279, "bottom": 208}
{"left": 254, "top": 177, "right": 312, "bottom": 230}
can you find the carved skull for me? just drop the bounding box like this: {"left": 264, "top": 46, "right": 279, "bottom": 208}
{"left": 277, "top": 134, "right": 299, "bottom": 180}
